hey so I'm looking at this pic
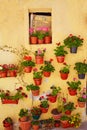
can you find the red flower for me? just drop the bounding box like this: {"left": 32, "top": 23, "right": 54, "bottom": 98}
{"left": 63, "top": 62, "right": 67, "bottom": 65}
{"left": 19, "top": 87, "right": 23, "bottom": 90}
{"left": 23, "top": 56, "right": 32, "bottom": 61}
{"left": 33, "top": 68, "right": 38, "bottom": 72}
{"left": 69, "top": 34, "right": 73, "bottom": 37}
{"left": 56, "top": 42, "right": 61, "bottom": 46}
{"left": 50, "top": 58, "right": 53, "bottom": 62}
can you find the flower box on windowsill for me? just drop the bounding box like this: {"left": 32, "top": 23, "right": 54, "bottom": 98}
{"left": 1, "top": 99, "right": 19, "bottom": 104}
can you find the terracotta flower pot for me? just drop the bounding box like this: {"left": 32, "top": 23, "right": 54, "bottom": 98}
{"left": 32, "top": 125, "right": 39, "bottom": 130}
{"left": 2, "top": 99, "right": 19, "bottom": 104}
{"left": 78, "top": 101, "right": 85, "bottom": 108}
{"left": 31, "top": 90, "right": 40, "bottom": 96}
{"left": 40, "top": 105, "right": 49, "bottom": 113}
{"left": 0, "top": 71, "right": 7, "bottom": 78}
{"left": 7, "top": 70, "right": 17, "bottom": 77}
{"left": 24, "top": 66, "right": 32, "bottom": 73}
{"left": 60, "top": 72, "right": 69, "bottom": 80}
{"left": 68, "top": 87, "right": 77, "bottom": 96}
{"left": 56, "top": 56, "right": 65, "bottom": 63}
{"left": 30, "top": 36, "right": 38, "bottom": 44}
{"left": 65, "top": 110, "right": 71, "bottom": 115}
{"left": 4, "top": 125, "right": 13, "bottom": 130}
{"left": 43, "top": 71, "right": 51, "bottom": 77}
{"left": 44, "top": 36, "right": 51, "bottom": 44}
{"left": 33, "top": 78, "right": 42, "bottom": 86}
{"left": 35, "top": 56, "right": 44, "bottom": 64}
{"left": 61, "top": 120, "right": 70, "bottom": 128}
{"left": 38, "top": 39, "right": 44, "bottom": 44}
{"left": 20, "top": 116, "right": 29, "bottom": 122}
{"left": 51, "top": 108, "right": 62, "bottom": 120}
{"left": 47, "top": 95, "right": 57, "bottom": 103}
{"left": 19, "top": 120, "right": 31, "bottom": 130}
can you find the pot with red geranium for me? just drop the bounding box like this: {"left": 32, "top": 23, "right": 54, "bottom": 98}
{"left": 77, "top": 87, "right": 87, "bottom": 108}
{"left": 59, "top": 63, "right": 70, "bottom": 80}
{"left": 26, "top": 84, "right": 40, "bottom": 96}
{"left": 47, "top": 85, "right": 61, "bottom": 103}
{"left": 40, "top": 59, "right": 55, "bottom": 77}
{"left": 39, "top": 96, "right": 49, "bottom": 113}
{"left": 21, "top": 56, "right": 35, "bottom": 73}
{"left": 64, "top": 34, "right": 83, "bottom": 53}
{"left": 33, "top": 68, "right": 43, "bottom": 86}
{"left": 31, "top": 106, "right": 42, "bottom": 120}
{"left": 67, "top": 79, "right": 81, "bottom": 96}
{"left": 63, "top": 102, "right": 76, "bottom": 115}
{"left": 34, "top": 48, "right": 46, "bottom": 64}
{"left": 54, "top": 43, "right": 68, "bottom": 63}
{"left": 60, "top": 115, "right": 70, "bottom": 128}
{"left": 0, "top": 87, "right": 27, "bottom": 104}
{"left": 3, "top": 117, "right": 13, "bottom": 130}
{"left": 74, "top": 61, "right": 87, "bottom": 79}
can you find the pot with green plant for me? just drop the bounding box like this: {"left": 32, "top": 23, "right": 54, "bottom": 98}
{"left": 47, "top": 85, "right": 61, "bottom": 103}
{"left": 37, "top": 32, "right": 45, "bottom": 44}
{"left": 7, "top": 64, "right": 18, "bottom": 77}
{"left": 74, "top": 61, "right": 87, "bottom": 79}
{"left": 63, "top": 102, "right": 75, "bottom": 115}
{"left": 34, "top": 48, "right": 46, "bottom": 64}
{"left": 29, "top": 27, "right": 38, "bottom": 44}
{"left": 40, "top": 59, "right": 55, "bottom": 77}
{"left": 67, "top": 80, "right": 81, "bottom": 96}
{"left": 54, "top": 44, "right": 68, "bottom": 63}
{"left": 3, "top": 117, "right": 13, "bottom": 130}
{"left": 60, "top": 115, "right": 70, "bottom": 128}
{"left": 26, "top": 84, "right": 40, "bottom": 96}
{"left": 32, "top": 120, "right": 40, "bottom": 130}
{"left": 21, "top": 56, "right": 35, "bottom": 73}
{"left": 31, "top": 106, "right": 42, "bottom": 120}
{"left": 39, "top": 96, "right": 49, "bottom": 113}
{"left": 59, "top": 63, "right": 70, "bottom": 80}
{"left": 33, "top": 68, "right": 43, "bottom": 86}
{"left": 64, "top": 34, "right": 83, "bottom": 53}
{"left": 19, "top": 108, "right": 29, "bottom": 122}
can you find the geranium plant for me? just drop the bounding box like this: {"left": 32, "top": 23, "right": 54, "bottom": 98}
{"left": 34, "top": 48, "right": 46, "bottom": 57}
{"left": 39, "top": 96, "right": 49, "bottom": 108}
{"left": 3, "top": 117, "right": 13, "bottom": 128}
{"left": 21, "top": 56, "right": 35, "bottom": 67}
{"left": 60, "top": 63, "right": 70, "bottom": 74}
{"left": 77, "top": 87, "right": 87, "bottom": 102}
{"left": 50, "top": 85, "right": 61, "bottom": 96}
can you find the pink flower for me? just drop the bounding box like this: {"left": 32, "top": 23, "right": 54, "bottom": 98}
{"left": 33, "top": 68, "right": 38, "bottom": 72}
{"left": 62, "top": 98, "right": 66, "bottom": 103}
{"left": 29, "top": 27, "right": 34, "bottom": 34}
{"left": 36, "top": 27, "right": 42, "bottom": 31}
{"left": 73, "top": 78, "right": 77, "bottom": 81}
{"left": 42, "top": 27, "right": 49, "bottom": 32}
{"left": 37, "top": 49, "right": 42, "bottom": 55}
{"left": 82, "top": 95, "right": 86, "bottom": 99}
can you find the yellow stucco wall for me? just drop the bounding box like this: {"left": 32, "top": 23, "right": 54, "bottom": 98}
{"left": 0, "top": 0, "right": 87, "bottom": 129}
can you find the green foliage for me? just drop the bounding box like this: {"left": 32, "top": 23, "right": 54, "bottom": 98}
{"left": 74, "top": 62, "right": 87, "bottom": 74}
{"left": 26, "top": 84, "right": 40, "bottom": 91}
{"left": 37, "top": 32, "right": 45, "bottom": 39}
{"left": 40, "top": 100, "right": 49, "bottom": 108}
{"left": 3, "top": 117, "right": 13, "bottom": 125}
{"left": 21, "top": 60, "right": 35, "bottom": 67}
{"left": 54, "top": 45, "right": 68, "bottom": 56}
{"left": 67, "top": 80, "right": 81, "bottom": 90}
{"left": 40, "top": 61, "right": 55, "bottom": 72}
{"left": 64, "top": 35, "right": 83, "bottom": 48}
{"left": 33, "top": 71, "right": 42, "bottom": 79}
{"left": 60, "top": 115, "right": 70, "bottom": 121}
{"left": 78, "top": 97, "right": 86, "bottom": 102}
{"left": 31, "top": 107, "right": 42, "bottom": 116}
{"left": 32, "top": 120, "right": 39, "bottom": 125}
{"left": 50, "top": 85, "right": 61, "bottom": 96}
{"left": 60, "top": 64, "right": 70, "bottom": 73}
{"left": 64, "top": 102, "right": 75, "bottom": 111}
{"left": 19, "top": 108, "right": 29, "bottom": 117}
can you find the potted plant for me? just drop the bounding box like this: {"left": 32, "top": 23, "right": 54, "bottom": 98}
{"left": 33, "top": 68, "right": 43, "bottom": 85}
{"left": 64, "top": 34, "right": 83, "bottom": 53}
{"left": 54, "top": 44, "right": 68, "bottom": 63}
{"left": 60, "top": 115, "right": 70, "bottom": 128}
{"left": 37, "top": 31, "right": 45, "bottom": 44}
{"left": 77, "top": 88, "right": 87, "bottom": 108}
{"left": 19, "top": 108, "right": 31, "bottom": 130}
{"left": 67, "top": 80, "right": 81, "bottom": 96}
{"left": 63, "top": 102, "right": 75, "bottom": 115}
{"left": 7, "top": 64, "right": 18, "bottom": 77}
{"left": 47, "top": 85, "right": 61, "bottom": 103}
{"left": 26, "top": 84, "right": 40, "bottom": 96}
{"left": 31, "top": 106, "right": 42, "bottom": 120}
{"left": 74, "top": 61, "right": 87, "bottom": 79}
{"left": 29, "top": 27, "right": 38, "bottom": 44}
{"left": 0, "top": 65, "right": 7, "bottom": 78}
{"left": 43, "top": 27, "right": 52, "bottom": 44}
{"left": 39, "top": 96, "right": 49, "bottom": 113}
{"left": 40, "top": 59, "right": 55, "bottom": 77}
{"left": 3, "top": 117, "right": 13, "bottom": 130}
{"left": 59, "top": 63, "right": 70, "bottom": 80}
{"left": 0, "top": 87, "right": 27, "bottom": 104}
{"left": 21, "top": 56, "right": 35, "bottom": 73}
{"left": 32, "top": 120, "right": 39, "bottom": 130}
{"left": 34, "top": 48, "right": 46, "bottom": 64}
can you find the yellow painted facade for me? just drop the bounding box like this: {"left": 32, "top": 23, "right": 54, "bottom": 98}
{"left": 0, "top": 0, "right": 87, "bottom": 129}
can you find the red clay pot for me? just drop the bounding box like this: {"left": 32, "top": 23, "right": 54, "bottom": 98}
{"left": 44, "top": 36, "right": 51, "bottom": 44}
{"left": 65, "top": 110, "right": 71, "bottom": 115}
{"left": 78, "top": 101, "right": 85, "bottom": 108}
{"left": 30, "top": 36, "right": 38, "bottom": 44}
{"left": 43, "top": 71, "right": 51, "bottom": 77}
{"left": 35, "top": 56, "right": 44, "bottom": 64}
{"left": 40, "top": 105, "right": 49, "bottom": 113}
{"left": 38, "top": 39, "right": 44, "bottom": 44}
{"left": 19, "top": 120, "right": 31, "bottom": 130}
{"left": 4, "top": 125, "right": 13, "bottom": 130}
{"left": 24, "top": 66, "right": 32, "bottom": 73}
{"left": 31, "top": 90, "right": 40, "bottom": 96}
{"left": 56, "top": 56, "right": 65, "bottom": 63}
{"left": 33, "top": 78, "right": 42, "bottom": 86}
{"left": 61, "top": 120, "right": 70, "bottom": 128}
{"left": 47, "top": 95, "right": 57, "bottom": 103}
{"left": 32, "top": 125, "right": 39, "bottom": 130}
{"left": 2, "top": 99, "right": 19, "bottom": 104}
{"left": 0, "top": 71, "right": 7, "bottom": 78}
{"left": 7, "top": 70, "right": 17, "bottom": 77}
{"left": 60, "top": 72, "right": 69, "bottom": 80}
{"left": 68, "top": 87, "right": 77, "bottom": 96}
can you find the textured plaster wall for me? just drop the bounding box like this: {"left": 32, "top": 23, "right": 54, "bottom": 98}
{"left": 0, "top": 0, "right": 87, "bottom": 129}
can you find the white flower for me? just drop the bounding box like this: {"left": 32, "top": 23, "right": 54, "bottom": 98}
{"left": 0, "top": 66, "right": 3, "bottom": 70}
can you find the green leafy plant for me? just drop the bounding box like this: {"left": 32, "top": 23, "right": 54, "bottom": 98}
{"left": 31, "top": 106, "right": 42, "bottom": 116}
{"left": 67, "top": 80, "right": 81, "bottom": 90}
{"left": 32, "top": 120, "right": 39, "bottom": 125}
{"left": 21, "top": 60, "right": 35, "bottom": 67}
{"left": 19, "top": 108, "right": 29, "bottom": 118}
{"left": 64, "top": 102, "right": 75, "bottom": 111}
{"left": 74, "top": 62, "right": 87, "bottom": 74}
{"left": 39, "top": 96, "right": 49, "bottom": 108}
{"left": 26, "top": 84, "right": 40, "bottom": 91}
{"left": 3, "top": 117, "right": 13, "bottom": 127}
{"left": 77, "top": 88, "right": 87, "bottom": 102}
{"left": 60, "top": 63, "right": 70, "bottom": 73}
{"left": 33, "top": 68, "right": 42, "bottom": 79}
{"left": 54, "top": 45, "right": 68, "bottom": 56}
{"left": 50, "top": 85, "right": 61, "bottom": 96}
{"left": 40, "top": 59, "right": 55, "bottom": 72}
{"left": 64, "top": 34, "right": 83, "bottom": 48}
{"left": 37, "top": 32, "right": 45, "bottom": 39}
{"left": 60, "top": 115, "right": 70, "bottom": 121}
{"left": 0, "top": 87, "right": 27, "bottom": 100}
